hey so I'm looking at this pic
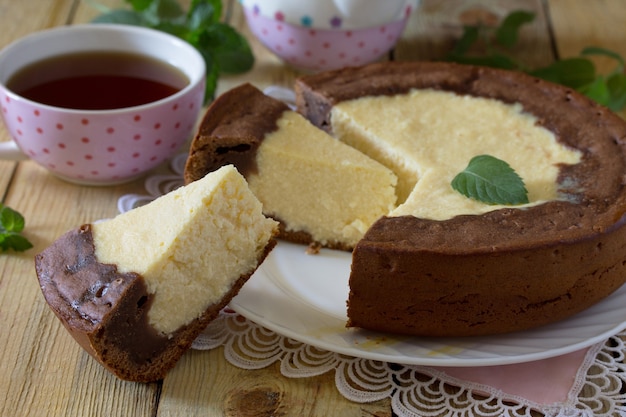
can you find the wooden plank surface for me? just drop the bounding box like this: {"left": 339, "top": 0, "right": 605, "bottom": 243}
{"left": 0, "top": 0, "right": 624, "bottom": 416}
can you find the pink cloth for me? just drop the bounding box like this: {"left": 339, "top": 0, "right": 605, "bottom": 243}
{"left": 425, "top": 347, "right": 592, "bottom": 405}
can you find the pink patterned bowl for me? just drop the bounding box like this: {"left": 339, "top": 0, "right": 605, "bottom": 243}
{"left": 243, "top": 2, "right": 416, "bottom": 72}
{"left": 0, "top": 24, "right": 205, "bottom": 185}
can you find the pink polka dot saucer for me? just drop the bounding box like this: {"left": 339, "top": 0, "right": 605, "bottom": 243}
{"left": 241, "top": 0, "right": 420, "bottom": 72}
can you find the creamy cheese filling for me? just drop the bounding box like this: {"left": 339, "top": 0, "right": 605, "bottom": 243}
{"left": 92, "top": 165, "right": 278, "bottom": 336}
{"left": 247, "top": 110, "right": 397, "bottom": 247}
{"left": 331, "top": 89, "right": 582, "bottom": 220}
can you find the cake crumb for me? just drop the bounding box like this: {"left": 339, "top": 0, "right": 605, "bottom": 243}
{"left": 305, "top": 242, "right": 322, "bottom": 255}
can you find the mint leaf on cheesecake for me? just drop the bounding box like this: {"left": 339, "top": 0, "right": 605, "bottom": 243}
{"left": 451, "top": 154, "right": 529, "bottom": 205}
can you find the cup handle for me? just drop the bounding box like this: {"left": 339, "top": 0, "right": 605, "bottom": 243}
{"left": 0, "top": 140, "right": 28, "bottom": 161}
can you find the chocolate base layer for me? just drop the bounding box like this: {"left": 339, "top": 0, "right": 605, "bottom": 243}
{"left": 185, "top": 83, "right": 289, "bottom": 182}
{"left": 348, "top": 206, "right": 626, "bottom": 336}
{"left": 296, "top": 61, "right": 626, "bottom": 336}
{"left": 35, "top": 224, "right": 275, "bottom": 382}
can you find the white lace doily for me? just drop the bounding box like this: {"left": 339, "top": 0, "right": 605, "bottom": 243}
{"left": 119, "top": 155, "right": 626, "bottom": 417}
{"left": 193, "top": 309, "right": 626, "bottom": 417}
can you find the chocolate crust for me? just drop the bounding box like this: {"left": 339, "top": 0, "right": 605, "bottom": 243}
{"left": 295, "top": 61, "right": 479, "bottom": 131}
{"left": 297, "top": 61, "right": 626, "bottom": 336}
{"left": 35, "top": 224, "right": 276, "bottom": 382}
{"left": 348, "top": 207, "right": 626, "bottom": 336}
{"left": 184, "top": 83, "right": 289, "bottom": 184}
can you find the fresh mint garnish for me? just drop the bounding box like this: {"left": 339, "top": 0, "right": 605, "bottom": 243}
{"left": 446, "top": 10, "right": 626, "bottom": 112}
{"left": 91, "top": 0, "right": 254, "bottom": 103}
{"left": 451, "top": 155, "right": 529, "bottom": 205}
{"left": 0, "top": 204, "right": 33, "bottom": 252}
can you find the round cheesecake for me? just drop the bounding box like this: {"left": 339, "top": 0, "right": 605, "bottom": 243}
{"left": 183, "top": 61, "right": 626, "bottom": 338}
{"left": 295, "top": 61, "right": 626, "bottom": 336}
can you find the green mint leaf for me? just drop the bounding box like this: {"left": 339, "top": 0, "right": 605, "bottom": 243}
{"left": 1, "top": 205, "right": 26, "bottom": 233}
{"left": 125, "top": 0, "right": 153, "bottom": 11}
{"left": 529, "top": 57, "right": 596, "bottom": 89}
{"left": 196, "top": 51, "right": 220, "bottom": 102}
{"left": 188, "top": 0, "right": 221, "bottom": 29}
{"left": 579, "top": 76, "right": 611, "bottom": 107}
{"left": 91, "top": 9, "right": 147, "bottom": 25}
{"left": 495, "top": 10, "right": 535, "bottom": 48}
{"left": 606, "top": 73, "right": 626, "bottom": 111}
{"left": 581, "top": 46, "right": 625, "bottom": 71}
{"left": 451, "top": 155, "right": 529, "bottom": 205}
{"left": 445, "top": 10, "right": 626, "bottom": 111}
{"left": 448, "top": 25, "right": 480, "bottom": 58}
{"left": 92, "top": 0, "right": 255, "bottom": 104}
{"left": 0, "top": 233, "right": 33, "bottom": 252}
{"left": 153, "top": 21, "right": 190, "bottom": 38}
{"left": 0, "top": 205, "right": 33, "bottom": 252}
{"left": 153, "top": 0, "right": 185, "bottom": 20}
{"left": 196, "top": 23, "right": 254, "bottom": 73}
{"left": 137, "top": 0, "right": 185, "bottom": 26}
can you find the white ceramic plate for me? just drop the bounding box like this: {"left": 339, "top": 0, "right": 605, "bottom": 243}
{"left": 230, "top": 241, "right": 626, "bottom": 367}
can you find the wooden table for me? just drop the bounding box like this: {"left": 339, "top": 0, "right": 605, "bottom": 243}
{"left": 1, "top": 1, "right": 624, "bottom": 416}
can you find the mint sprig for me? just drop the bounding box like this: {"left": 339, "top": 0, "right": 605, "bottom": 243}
{"left": 0, "top": 204, "right": 33, "bottom": 252}
{"left": 446, "top": 11, "right": 626, "bottom": 112}
{"left": 91, "top": 0, "right": 255, "bottom": 103}
{"left": 451, "top": 155, "right": 529, "bottom": 205}
{"left": 446, "top": 11, "right": 535, "bottom": 71}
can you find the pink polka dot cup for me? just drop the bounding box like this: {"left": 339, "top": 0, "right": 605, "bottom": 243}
{"left": 0, "top": 24, "right": 205, "bottom": 185}
{"left": 241, "top": 0, "right": 420, "bottom": 72}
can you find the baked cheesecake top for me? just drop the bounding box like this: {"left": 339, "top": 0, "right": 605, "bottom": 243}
{"left": 331, "top": 88, "right": 582, "bottom": 220}
{"left": 296, "top": 61, "right": 626, "bottom": 250}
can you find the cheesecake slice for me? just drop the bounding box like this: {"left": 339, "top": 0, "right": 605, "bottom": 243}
{"left": 36, "top": 165, "right": 278, "bottom": 381}
{"left": 185, "top": 83, "right": 397, "bottom": 250}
